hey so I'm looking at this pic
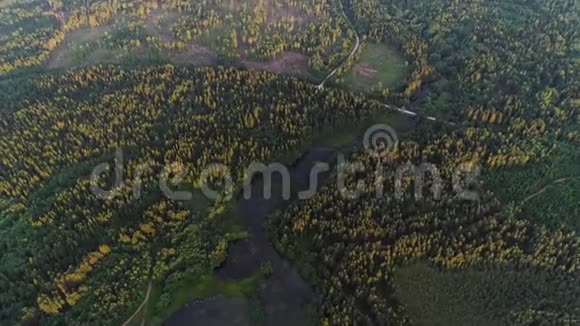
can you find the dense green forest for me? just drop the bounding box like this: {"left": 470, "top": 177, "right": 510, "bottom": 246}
{"left": 0, "top": 0, "right": 578, "bottom": 325}
{"left": 0, "top": 65, "right": 381, "bottom": 324}
{"left": 269, "top": 129, "right": 579, "bottom": 324}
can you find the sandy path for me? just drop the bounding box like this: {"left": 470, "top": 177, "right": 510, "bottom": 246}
{"left": 317, "top": 0, "right": 360, "bottom": 89}
{"left": 122, "top": 281, "right": 153, "bottom": 326}
{"left": 521, "top": 176, "right": 579, "bottom": 205}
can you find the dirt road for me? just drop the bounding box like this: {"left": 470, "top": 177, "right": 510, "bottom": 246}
{"left": 317, "top": 0, "right": 360, "bottom": 89}
{"left": 122, "top": 281, "right": 152, "bottom": 326}
{"left": 521, "top": 176, "right": 579, "bottom": 205}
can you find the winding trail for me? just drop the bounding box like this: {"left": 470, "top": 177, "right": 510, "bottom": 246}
{"left": 521, "top": 176, "right": 579, "bottom": 205}
{"left": 317, "top": 0, "right": 454, "bottom": 126}
{"left": 122, "top": 281, "right": 152, "bottom": 326}
{"left": 382, "top": 103, "right": 457, "bottom": 126}
{"left": 317, "top": 0, "right": 360, "bottom": 89}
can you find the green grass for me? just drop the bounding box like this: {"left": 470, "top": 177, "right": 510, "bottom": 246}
{"left": 394, "top": 262, "right": 580, "bottom": 325}
{"left": 342, "top": 42, "right": 407, "bottom": 92}
{"left": 520, "top": 178, "right": 579, "bottom": 231}
{"left": 484, "top": 143, "right": 580, "bottom": 202}
{"left": 140, "top": 187, "right": 253, "bottom": 325}
{"left": 267, "top": 110, "right": 407, "bottom": 169}
{"left": 146, "top": 273, "right": 258, "bottom": 326}
{"left": 483, "top": 142, "right": 580, "bottom": 231}
{"left": 196, "top": 24, "right": 231, "bottom": 51}
{"left": 309, "top": 111, "right": 408, "bottom": 151}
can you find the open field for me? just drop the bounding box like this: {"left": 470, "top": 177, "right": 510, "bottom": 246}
{"left": 394, "top": 262, "right": 580, "bottom": 325}
{"left": 342, "top": 42, "right": 407, "bottom": 93}
{"left": 243, "top": 52, "right": 312, "bottom": 78}
{"left": 0, "top": 0, "right": 18, "bottom": 9}
{"left": 520, "top": 178, "right": 580, "bottom": 231}
{"left": 484, "top": 142, "right": 580, "bottom": 231}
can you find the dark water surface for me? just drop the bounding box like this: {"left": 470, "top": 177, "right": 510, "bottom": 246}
{"left": 166, "top": 148, "right": 338, "bottom": 326}
{"left": 166, "top": 114, "right": 419, "bottom": 326}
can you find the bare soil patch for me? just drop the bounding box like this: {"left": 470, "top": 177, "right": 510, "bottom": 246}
{"left": 266, "top": 4, "right": 309, "bottom": 27}
{"left": 46, "top": 25, "right": 113, "bottom": 68}
{"left": 353, "top": 63, "right": 378, "bottom": 78}
{"left": 0, "top": 0, "right": 17, "bottom": 9}
{"left": 170, "top": 43, "right": 218, "bottom": 66}
{"left": 221, "top": 0, "right": 242, "bottom": 12}
{"left": 47, "top": 49, "right": 68, "bottom": 69}
{"left": 220, "top": 0, "right": 310, "bottom": 27}
{"left": 143, "top": 9, "right": 184, "bottom": 43}
{"left": 243, "top": 52, "right": 310, "bottom": 76}
{"left": 68, "top": 24, "right": 112, "bottom": 45}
